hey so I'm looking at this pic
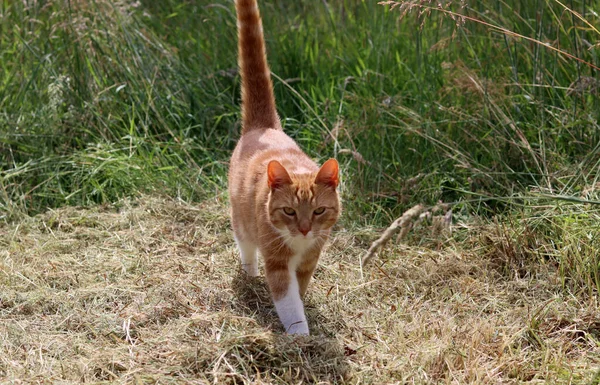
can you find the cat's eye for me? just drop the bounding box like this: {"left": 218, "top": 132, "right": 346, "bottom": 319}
{"left": 283, "top": 207, "right": 296, "bottom": 216}
{"left": 314, "top": 207, "right": 326, "bottom": 215}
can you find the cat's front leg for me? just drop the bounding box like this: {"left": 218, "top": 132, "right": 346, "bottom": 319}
{"left": 265, "top": 259, "right": 309, "bottom": 335}
{"left": 297, "top": 256, "right": 318, "bottom": 298}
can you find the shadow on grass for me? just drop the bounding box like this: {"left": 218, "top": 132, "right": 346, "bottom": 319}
{"left": 231, "top": 269, "right": 277, "bottom": 330}
{"left": 222, "top": 269, "right": 351, "bottom": 383}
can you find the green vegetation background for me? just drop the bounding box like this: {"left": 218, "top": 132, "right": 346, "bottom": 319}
{"left": 2, "top": 0, "right": 599, "bottom": 216}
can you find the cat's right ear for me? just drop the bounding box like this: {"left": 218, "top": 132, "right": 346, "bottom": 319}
{"left": 267, "top": 160, "right": 292, "bottom": 189}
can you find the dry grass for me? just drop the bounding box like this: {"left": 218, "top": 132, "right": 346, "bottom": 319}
{"left": 1, "top": 196, "right": 599, "bottom": 384}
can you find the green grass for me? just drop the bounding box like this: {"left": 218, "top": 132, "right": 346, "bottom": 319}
{"left": 2, "top": 0, "right": 599, "bottom": 220}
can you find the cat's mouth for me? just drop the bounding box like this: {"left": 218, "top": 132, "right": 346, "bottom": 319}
{"left": 290, "top": 231, "right": 312, "bottom": 240}
{"left": 279, "top": 229, "right": 317, "bottom": 254}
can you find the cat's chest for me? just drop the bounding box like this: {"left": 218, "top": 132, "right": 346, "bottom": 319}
{"left": 286, "top": 236, "right": 316, "bottom": 261}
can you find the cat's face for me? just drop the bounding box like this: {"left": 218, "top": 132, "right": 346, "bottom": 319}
{"left": 267, "top": 159, "right": 340, "bottom": 243}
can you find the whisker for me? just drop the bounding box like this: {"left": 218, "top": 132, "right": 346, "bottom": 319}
{"left": 255, "top": 231, "right": 291, "bottom": 253}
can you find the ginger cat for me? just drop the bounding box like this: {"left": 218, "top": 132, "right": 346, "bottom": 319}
{"left": 229, "top": 0, "right": 341, "bottom": 335}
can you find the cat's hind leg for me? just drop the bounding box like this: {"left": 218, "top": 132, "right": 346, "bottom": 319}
{"left": 235, "top": 235, "right": 259, "bottom": 276}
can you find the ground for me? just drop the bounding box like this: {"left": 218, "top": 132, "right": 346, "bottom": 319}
{"left": 1, "top": 196, "right": 599, "bottom": 384}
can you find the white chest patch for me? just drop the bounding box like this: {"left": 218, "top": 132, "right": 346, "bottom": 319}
{"left": 280, "top": 230, "right": 316, "bottom": 257}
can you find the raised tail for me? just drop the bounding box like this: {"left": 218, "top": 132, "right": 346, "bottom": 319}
{"left": 236, "top": 0, "right": 281, "bottom": 133}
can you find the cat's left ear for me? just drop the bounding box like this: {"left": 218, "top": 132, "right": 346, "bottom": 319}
{"left": 315, "top": 158, "right": 339, "bottom": 188}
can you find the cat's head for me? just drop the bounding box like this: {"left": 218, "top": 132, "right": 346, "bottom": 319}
{"left": 267, "top": 159, "right": 340, "bottom": 242}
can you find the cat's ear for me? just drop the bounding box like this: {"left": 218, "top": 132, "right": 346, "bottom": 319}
{"left": 315, "top": 158, "right": 339, "bottom": 188}
{"left": 267, "top": 160, "right": 292, "bottom": 189}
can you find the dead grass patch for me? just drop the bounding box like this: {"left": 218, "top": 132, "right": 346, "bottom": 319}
{"left": 1, "top": 196, "right": 599, "bottom": 383}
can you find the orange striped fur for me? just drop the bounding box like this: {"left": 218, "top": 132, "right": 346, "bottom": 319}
{"left": 228, "top": 0, "right": 341, "bottom": 335}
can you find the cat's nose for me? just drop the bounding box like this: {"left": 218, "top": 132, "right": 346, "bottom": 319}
{"left": 299, "top": 228, "right": 310, "bottom": 236}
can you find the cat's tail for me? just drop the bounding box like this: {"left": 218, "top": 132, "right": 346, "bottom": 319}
{"left": 236, "top": 0, "right": 281, "bottom": 134}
